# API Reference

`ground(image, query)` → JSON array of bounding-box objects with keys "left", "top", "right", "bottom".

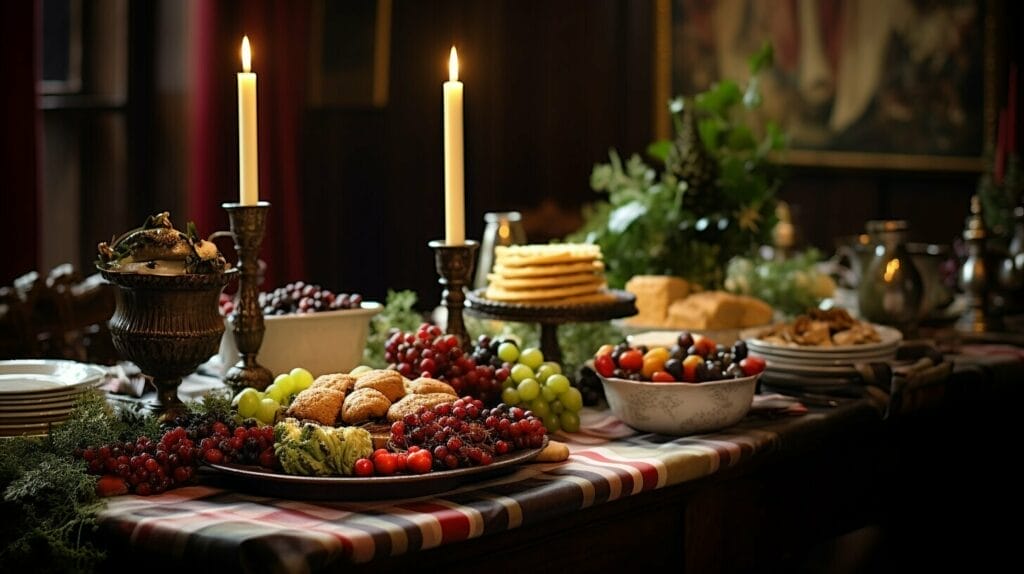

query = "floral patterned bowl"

[{"left": 599, "top": 374, "right": 759, "bottom": 435}]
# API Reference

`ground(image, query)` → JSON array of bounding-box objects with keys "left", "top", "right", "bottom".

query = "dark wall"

[
  {"left": 300, "top": 0, "right": 1017, "bottom": 308},
  {"left": 302, "top": 0, "right": 653, "bottom": 306}
]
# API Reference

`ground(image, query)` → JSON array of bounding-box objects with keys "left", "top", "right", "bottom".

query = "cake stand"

[{"left": 465, "top": 289, "right": 637, "bottom": 362}]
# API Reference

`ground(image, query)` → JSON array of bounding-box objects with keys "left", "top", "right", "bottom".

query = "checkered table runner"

[{"left": 98, "top": 398, "right": 838, "bottom": 571}]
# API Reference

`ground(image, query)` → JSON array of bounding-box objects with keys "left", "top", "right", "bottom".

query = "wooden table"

[{"left": 100, "top": 351, "right": 1023, "bottom": 573}]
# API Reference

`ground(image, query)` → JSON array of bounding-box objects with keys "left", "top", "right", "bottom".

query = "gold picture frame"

[{"left": 653, "top": 0, "right": 1005, "bottom": 172}]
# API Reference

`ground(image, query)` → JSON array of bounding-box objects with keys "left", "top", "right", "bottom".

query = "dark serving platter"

[{"left": 205, "top": 439, "right": 546, "bottom": 501}]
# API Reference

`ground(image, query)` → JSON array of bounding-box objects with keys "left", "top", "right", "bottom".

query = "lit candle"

[
  {"left": 444, "top": 46, "right": 465, "bottom": 245},
  {"left": 238, "top": 36, "right": 259, "bottom": 206}
]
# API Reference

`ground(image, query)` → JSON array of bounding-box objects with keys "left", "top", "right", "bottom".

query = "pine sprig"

[{"left": 0, "top": 390, "right": 163, "bottom": 573}]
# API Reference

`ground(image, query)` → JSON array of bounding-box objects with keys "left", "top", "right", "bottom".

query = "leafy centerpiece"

[{"left": 570, "top": 45, "right": 784, "bottom": 290}]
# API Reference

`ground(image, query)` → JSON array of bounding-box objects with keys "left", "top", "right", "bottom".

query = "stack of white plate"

[
  {"left": 0, "top": 360, "right": 107, "bottom": 437},
  {"left": 740, "top": 324, "right": 902, "bottom": 392}
]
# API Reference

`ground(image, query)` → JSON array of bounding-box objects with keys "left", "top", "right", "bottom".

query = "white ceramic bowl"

[
  {"left": 219, "top": 303, "right": 382, "bottom": 378},
  {"left": 599, "top": 373, "right": 759, "bottom": 435}
]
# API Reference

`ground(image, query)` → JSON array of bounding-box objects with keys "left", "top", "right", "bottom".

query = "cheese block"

[{"left": 624, "top": 275, "right": 691, "bottom": 326}]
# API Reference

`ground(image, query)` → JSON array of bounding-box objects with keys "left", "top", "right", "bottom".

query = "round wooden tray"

[{"left": 465, "top": 289, "right": 637, "bottom": 361}]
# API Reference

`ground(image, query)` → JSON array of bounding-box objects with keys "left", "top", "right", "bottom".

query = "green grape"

[
  {"left": 497, "top": 342, "right": 521, "bottom": 363},
  {"left": 517, "top": 378, "right": 540, "bottom": 401},
  {"left": 550, "top": 399, "right": 564, "bottom": 414},
  {"left": 503, "top": 377, "right": 517, "bottom": 389},
  {"left": 535, "top": 364, "right": 558, "bottom": 384},
  {"left": 510, "top": 364, "right": 534, "bottom": 383},
  {"left": 546, "top": 374, "right": 571, "bottom": 395},
  {"left": 529, "top": 398, "right": 550, "bottom": 417},
  {"left": 518, "top": 347, "right": 544, "bottom": 370},
  {"left": 234, "top": 388, "right": 260, "bottom": 418},
  {"left": 561, "top": 387, "right": 584, "bottom": 412},
  {"left": 501, "top": 387, "right": 521, "bottom": 405},
  {"left": 256, "top": 397, "right": 280, "bottom": 424},
  {"left": 559, "top": 410, "right": 581, "bottom": 433},
  {"left": 542, "top": 413, "right": 560, "bottom": 433},
  {"left": 540, "top": 361, "right": 562, "bottom": 375},
  {"left": 290, "top": 367, "right": 314, "bottom": 391},
  {"left": 273, "top": 374, "right": 296, "bottom": 396},
  {"left": 265, "top": 383, "right": 288, "bottom": 404},
  {"left": 540, "top": 385, "right": 557, "bottom": 402},
  {"left": 349, "top": 365, "right": 373, "bottom": 376}
]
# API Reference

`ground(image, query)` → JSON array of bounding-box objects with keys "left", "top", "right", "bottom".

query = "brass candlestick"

[
  {"left": 223, "top": 201, "right": 273, "bottom": 391},
  {"left": 429, "top": 239, "right": 479, "bottom": 350}
]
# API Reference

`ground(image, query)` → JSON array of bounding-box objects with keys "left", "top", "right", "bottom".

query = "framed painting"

[{"left": 654, "top": 0, "right": 1004, "bottom": 171}]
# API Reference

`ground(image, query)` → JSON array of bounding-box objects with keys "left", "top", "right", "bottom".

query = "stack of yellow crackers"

[{"left": 484, "top": 244, "right": 613, "bottom": 305}]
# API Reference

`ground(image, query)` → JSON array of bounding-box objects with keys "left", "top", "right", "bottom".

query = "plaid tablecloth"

[{"left": 97, "top": 394, "right": 878, "bottom": 573}]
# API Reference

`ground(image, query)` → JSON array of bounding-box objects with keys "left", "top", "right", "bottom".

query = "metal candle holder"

[
  {"left": 429, "top": 239, "right": 479, "bottom": 350},
  {"left": 223, "top": 201, "right": 273, "bottom": 391}
]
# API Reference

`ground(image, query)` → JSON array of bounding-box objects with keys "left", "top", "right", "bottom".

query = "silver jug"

[
  {"left": 857, "top": 220, "right": 924, "bottom": 329},
  {"left": 474, "top": 212, "right": 527, "bottom": 290}
]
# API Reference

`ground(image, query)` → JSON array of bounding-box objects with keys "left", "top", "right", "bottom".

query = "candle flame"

[
  {"left": 241, "top": 36, "right": 252, "bottom": 73},
  {"left": 884, "top": 258, "right": 901, "bottom": 282},
  {"left": 449, "top": 46, "right": 459, "bottom": 82}
]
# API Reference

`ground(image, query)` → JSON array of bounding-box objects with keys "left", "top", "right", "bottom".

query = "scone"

[
  {"left": 354, "top": 369, "right": 406, "bottom": 402},
  {"left": 311, "top": 373, "right": 357, "bottom": 395},
  {"left": 387, "top": 393, "right": 457, "bottom": 422},
  {"left": 286, "top": 386, "right": 346, "bottom": 426},
  {"left": 407, "top": 377, "right": 457, "bottom": 396},
  {"left": 341, "top": 388, "right": 391, "bottom": 424}
]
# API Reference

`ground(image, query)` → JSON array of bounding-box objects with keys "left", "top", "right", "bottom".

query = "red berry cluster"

[
  {"left": 197, "top": 421, "right": 277, "bottom": 469},
  {"left": 77, "top": 427, "right": 197, "bottom": 496},
  {"left": 388, "top": 397, "right": 546, "bottom": 472},
  {"left": 385, "top": 323, "right": 507, "bottom": 403},
  {"left": 77, "top": 419, "right": 279, "bottom": 497}
]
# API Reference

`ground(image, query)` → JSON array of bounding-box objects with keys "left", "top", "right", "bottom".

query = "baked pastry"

[
  {"left": 624, "top": 275, "right": 691, "bottom": 326},
  {"left": 407, "top": 377, "right": 457, "bottom": 396},
  {"left": 286, "top": 386, "right": 347, "bottom": 426},
  {"left": 736, "top": 295, "right": 774, "bottom": 327},
  {"left": 354, "top": 369, "right": 406, "bottom": 402},
  {"left": 485, "top": 243, "right": 608, "bottom": 305},
  {"left": 310, "top": 373, "right": 356, "bottom": 395},
  {"left": 666, "top": 291, "right": 774, "bottom": 330},
  {"left": 387, "top": 393, "right": 457, "bottom": 422},
  {"left": 341, "top": 388, "right": 391, "bottom": 424},
  {"left": 667, "top": 292, "right": 745, "bottom": 330}
]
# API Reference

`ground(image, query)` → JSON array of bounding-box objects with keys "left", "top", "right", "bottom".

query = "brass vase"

[{"left": 100, "top": 268, "right": 237, "bottom": 420}]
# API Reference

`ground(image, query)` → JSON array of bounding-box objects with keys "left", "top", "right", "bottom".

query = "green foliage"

[
  {"left": 187, "top": 388, "right": 235, "bottom": 422},
  {"left": 0, "top": 390, "right": 162, "bottom": 573},
  {"left": 570, "top": 45, "right": 785, "bottom": 289},
  {"left": 724, "top": 249, "right": 836, "bottom": 317},
  {"left": 363, "top": 290, "right": 424, "bottom": 367}
]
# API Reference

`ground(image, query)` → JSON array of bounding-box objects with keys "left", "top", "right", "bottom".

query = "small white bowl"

[
  {"left": 220, "top": 303, "right": 382, "bottom": 378},
  {"left": 599, "top": 373, "right": 759, "bottom": 435}
]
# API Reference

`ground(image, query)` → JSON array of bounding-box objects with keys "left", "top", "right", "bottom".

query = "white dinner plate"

[
  {"left": 0, "top": 398, "right": 77, "bottom": 412},
  {"left": 0, "top": 407, "right": 73, "bottom": 421},
  {"left": 750, "top": 349, "right": 897, "bottom": 367},
  {"left": 741, "top": 324, "right": 903, "bottom": 356},
  {"left": 0, "top": 360, "right": 106, "bottom": 396}
]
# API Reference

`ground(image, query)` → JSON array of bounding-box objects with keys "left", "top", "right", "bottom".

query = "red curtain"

[
  {"left": 189, "top": 0, "right": 308, "bottom": 289},
  {"left": 0, "top": 2, "right": 40, "bottom": 283}
]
